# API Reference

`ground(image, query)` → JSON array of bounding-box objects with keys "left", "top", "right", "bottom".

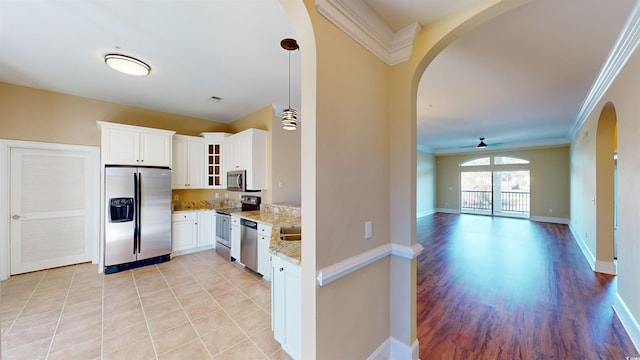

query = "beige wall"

[
  {"left": 0, "top": 82, "right": 232, "bottom": 146},
  {"left": 435, "top": 147, "right": 570, "bottom": 219},
  {"left": 417, "top": 150, "right": 436, "bottom": 217},
  {"left": 0, "top": 82, "right": 301, "bottom": 206},
  {"left": 572, "top": 36, "right": 640, "bottom": 330},
  {"left": 308, "top": 5, "right": 392, "bottom": 358},
  {"left": 271, "top": 108, "right": 301, "bottom": 205}
]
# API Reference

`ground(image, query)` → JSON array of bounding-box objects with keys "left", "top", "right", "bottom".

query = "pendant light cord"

[{"left": 288, "top": 50, "right": 292, "bottom": 109}]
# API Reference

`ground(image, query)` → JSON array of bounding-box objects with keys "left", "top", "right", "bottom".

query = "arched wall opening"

[
  {"left": 386, "top": 0, "right": 534, "bottom": 354},
  {"left": 595, "top": 101, "right": 617, "bottom": 275}
]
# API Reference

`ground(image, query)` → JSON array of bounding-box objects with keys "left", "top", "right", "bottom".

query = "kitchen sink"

[{"left": 279, "top": 226, "right": 301, "bottom": 241}]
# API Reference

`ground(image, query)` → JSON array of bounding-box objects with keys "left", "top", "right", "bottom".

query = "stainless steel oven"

[
  {"left": 214, "top": 195, "right": 261, "bottom": 261},
  {"left": 215, "top": 212, "right": 233, "bottom": 260}
]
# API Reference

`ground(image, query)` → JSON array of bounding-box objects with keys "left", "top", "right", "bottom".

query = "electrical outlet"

[
  {"left": 215, "top": 193, "right": 219, "bottom": 199},
  {"left": 548, "top": 208, "right": 553, "bottom": 213},
  {"left": 225, "top": 193, "right": 229, "bottom": 199},
  {"left": 365, "top": 221, "right": 373, "bottom": 239},
  {"left": 174, "top": 195, "right": 179, "bottom": 201}
]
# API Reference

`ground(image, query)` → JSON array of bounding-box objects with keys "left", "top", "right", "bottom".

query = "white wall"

[{"left": 417, "top": 150, "right": 436, "bottom": 218}]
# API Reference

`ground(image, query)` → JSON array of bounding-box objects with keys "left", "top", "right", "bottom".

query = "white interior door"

[{"left": 10, "top": 147, "right": 97, "bottom": 275}]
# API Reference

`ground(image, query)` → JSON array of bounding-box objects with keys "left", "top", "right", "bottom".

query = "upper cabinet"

[
  {"left": 224, "top": 129, "right": 268, "bottom": 191},
  {"left": 201, "top": 132, "right": 230, "bottom": 189},
  {"left": 97, "top": 121, "right": 174, "bottom": 167},
  {"left": 172, "top": 135, "right": 205, "bottom": 189}
]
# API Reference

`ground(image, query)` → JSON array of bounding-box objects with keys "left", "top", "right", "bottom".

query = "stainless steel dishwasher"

[{"left": 240, "top": 218, "right": 258, "bottom": 272}]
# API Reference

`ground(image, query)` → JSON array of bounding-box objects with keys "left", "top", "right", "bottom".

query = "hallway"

[{"left": 416, "top": 213, "right": 638, "bottom": 359}]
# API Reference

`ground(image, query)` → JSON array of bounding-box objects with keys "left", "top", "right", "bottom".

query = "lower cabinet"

[
  {"left": 271, "top": 254, "right": 301, "bottom": 360},
  {"left": 172, "top": 212, "right": 198, "bottom": 252},
  {"left": 231, "top": 216, "right": 241, "bottom": 263},
  {"left": 257, "top": 224, "right": 272, "bottom": 280},
  {"left": 172, "top": 211, "right": 216, "bottom": 255},
  {"left": 197, "top": 211, "right": 216, "bottom": 248}
]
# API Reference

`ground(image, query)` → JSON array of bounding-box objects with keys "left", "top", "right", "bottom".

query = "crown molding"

[
  {"left": 570, "top": 1, "right": 640, "bottom": 139},
  {"left": 316, "top": 0, "right": 421, "bottom": 66}
]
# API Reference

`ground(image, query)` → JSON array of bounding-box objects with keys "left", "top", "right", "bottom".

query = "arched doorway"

[{"left": 595, "top": 101, "right": 617, "bottom": 274}]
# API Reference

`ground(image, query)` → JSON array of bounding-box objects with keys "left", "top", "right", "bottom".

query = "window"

[
  {"left": 494, "top": 156, "right": 529, "bottom": 165},
  {"left": 460, "top": 157, "right": 490, "bottom": 167}
]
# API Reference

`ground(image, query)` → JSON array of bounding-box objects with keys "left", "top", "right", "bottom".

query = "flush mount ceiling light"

[
  {"left": 104, "top": 53, "right": 151, "bottom": 76},
  {"left": 477, "top": 137, "right": 488, "bottom": 148},
  {"left": 281, "top": 38, "right": 299, "bottom": 131}
]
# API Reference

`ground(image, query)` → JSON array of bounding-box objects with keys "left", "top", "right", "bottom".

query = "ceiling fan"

[{"left": 460, "top": 137, "right": 490, "bottom": 149}]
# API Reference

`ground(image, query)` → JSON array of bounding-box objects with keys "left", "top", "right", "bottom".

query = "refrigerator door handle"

[
  {"left": 133, "top": 172, "right": 139, "bottom": 255},
  {"left": 137, "top": 171, "right": 142, "bottom": 253}
]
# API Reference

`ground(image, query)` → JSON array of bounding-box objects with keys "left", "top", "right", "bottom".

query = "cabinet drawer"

[
  {"left": 258, "top": 224, "right": 272, "bottom": 235},
  {"left": 231, "top": 216, "right": 240, "bottom": 225},
  {"left": 172, "top": 212, "right": 197, "bottom": 221}
]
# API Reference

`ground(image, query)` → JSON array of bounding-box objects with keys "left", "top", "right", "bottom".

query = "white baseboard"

[
  {"left": 530, "top": 216, "right": 570, "bottom": 224},
  {"left": 435, "top": 208, "right": 460, "bottom": 214},
  {"left": 368, "top": 337, "right": 419, "bottom": 360},
  {"left": 569, "top": 225, "right": 617, "bottom": 275},
  {"left": 595, "top": 260, "right": 617, "bottom": 275},
  {"left": 613, "top": 293, "right": 640, "bottom": 354},
  {"left": 171, "top": 245, "right": 214, "bottom": 258},
  {"left": 416, "top": 208, "right": 436, "bottom": 218},
  {"left": 569, "top": 224, "right": 596, "bottom": 272}
]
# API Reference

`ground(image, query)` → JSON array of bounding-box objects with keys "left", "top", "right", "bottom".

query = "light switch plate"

[{"left": 365, "top": 221, "right": 373, "bottom": 239}]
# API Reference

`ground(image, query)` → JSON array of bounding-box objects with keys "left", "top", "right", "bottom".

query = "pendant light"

[
  {"left": 281, "top": 38, "right": 299, "bottom": 130},
  {"left": 477, "top": 137, "right": 487, "bottom": 148}
]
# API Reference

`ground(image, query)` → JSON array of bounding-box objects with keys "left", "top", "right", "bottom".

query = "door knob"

[{"left": 12, "top": 215, "right": 20, "bottom": 220}]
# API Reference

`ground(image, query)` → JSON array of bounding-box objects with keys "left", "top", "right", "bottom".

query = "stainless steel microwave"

[{"left": 227, "top": 170, "right": 246, "bottom": 192}]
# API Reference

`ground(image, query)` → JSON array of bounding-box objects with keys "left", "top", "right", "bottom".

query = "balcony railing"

[
  {"left": 461, "top": 190, "right": 530, "bottom": 214},
  {"left": 500, "top": 191, "right": 530, "bottom": 213},
  {"left": 461, "top": 190, "right": 492, "bottom": 211}
]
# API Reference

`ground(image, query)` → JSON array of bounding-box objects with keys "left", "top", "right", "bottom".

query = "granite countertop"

[
  {"left": 230, "top": 210, "right": 301, "bottom": 265},
  {"left": 172, "top": 200, "right": 227, "bottom": 212}
]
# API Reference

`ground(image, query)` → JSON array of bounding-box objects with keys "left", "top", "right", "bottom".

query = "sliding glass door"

[
  {"left": 460, "top": 171, "right": 492, "bottom": 215},
  {"left": 461, "top": 170, "right": 530, "bottom": 217}
]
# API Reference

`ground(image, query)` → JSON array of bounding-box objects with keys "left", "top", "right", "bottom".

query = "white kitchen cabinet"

[
  {"left": 97, "top": 121, "right": 174, "bottom": 167},
  {"left": 172, "top": 211, "right": 215, "bottom": 256},
  {"left": 223, "top": 128, "right": 268, "bottom": 190},
  {"left": 271, "top": 254, "right": 301, "bottom": 360},
  {"left": 257, "top": 224, "right": 272, "bottom": 281},
  {"left": 200, "top": 132, "right": 230, "bottom": 189},
  {"left": 231, "top": 215, "right": 241, "bottom": 263},
  {"left": 172, "top": 135, "right": 205, "bottom": 189},
  {"left": 197, "top": 211, "right": 216, "bottom": 248},
  {"left": 172, "top": 212, "right": 198, "bottom": 252}
]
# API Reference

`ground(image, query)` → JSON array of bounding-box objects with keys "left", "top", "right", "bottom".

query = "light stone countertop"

[
  {"left": 229, "top": 210, "right": 301, "bottom": 265},
  {"left": 172, "top": 200, "right": 228, "bottom": 212}
]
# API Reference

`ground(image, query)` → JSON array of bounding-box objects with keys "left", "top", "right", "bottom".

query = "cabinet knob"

[{"left": 279, "top": 267, "right": 284, "bottom": 272}]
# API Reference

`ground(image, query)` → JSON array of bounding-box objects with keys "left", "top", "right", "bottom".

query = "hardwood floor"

[{"left": 416, "top": 213, "right": 638, "bottom": 359}]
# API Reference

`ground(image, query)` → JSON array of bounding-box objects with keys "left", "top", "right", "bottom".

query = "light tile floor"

[{"left": 0, "top": 250, "right": 293, "bottom": 360}]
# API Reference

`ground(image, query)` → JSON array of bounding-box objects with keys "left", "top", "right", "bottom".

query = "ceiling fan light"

[
  {"left": 477, "top": 137, "right": 487, "bottom": 148},
  {"left": 104, "top": 53, "right": 151, "bottom": 76},
  {"left": 282, "top": 108, "right": 298, "bottom": 130}
]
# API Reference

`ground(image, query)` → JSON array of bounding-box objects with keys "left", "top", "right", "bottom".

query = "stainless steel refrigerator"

[{"left": 104, "top": 166, "right": 172, "bottom": 273}]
